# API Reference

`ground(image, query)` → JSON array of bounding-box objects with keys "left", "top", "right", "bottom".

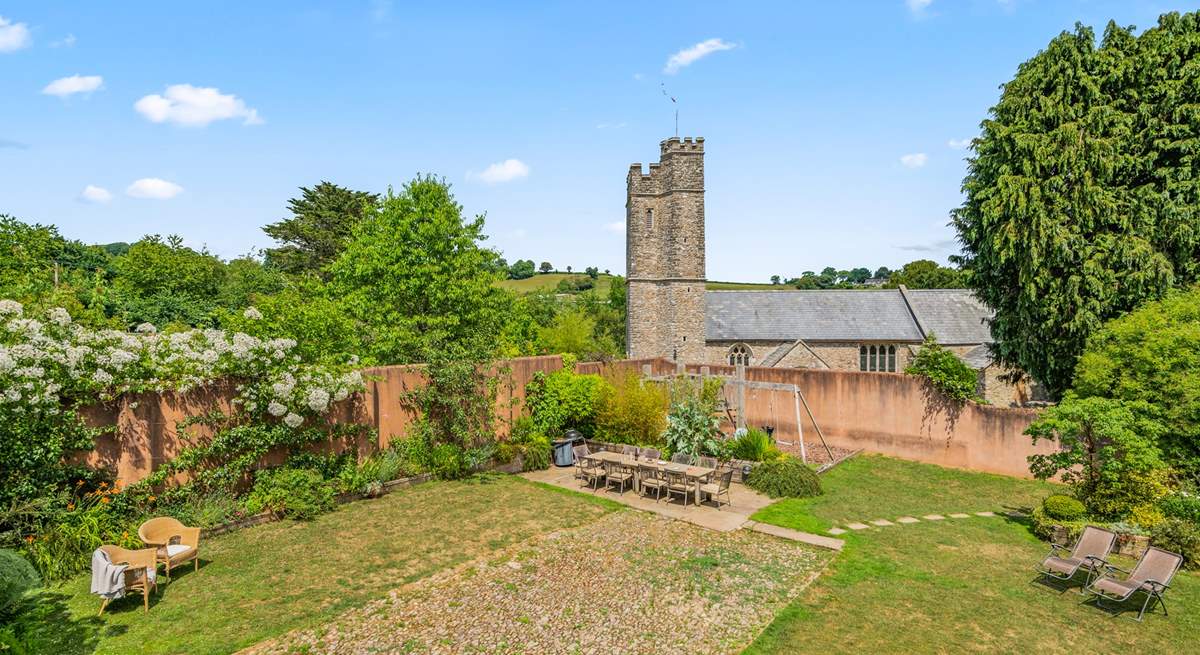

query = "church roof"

[{"left": 705, "top": 288, "right": 993, "bottom": 344}]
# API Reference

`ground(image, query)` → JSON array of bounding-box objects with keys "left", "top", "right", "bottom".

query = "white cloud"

[
  {"left": 663, "top": 38, "right": 736, "bottom": 75},
  {"left": 897, "top": 238, "right": 957, "bottom": 253},
  {"left": 469, "top": 159, "right": 530, "bottom": 184},
  {"left": 0, "top": 16, "right": 32, "bottom": 52},
  {"left": 134, "top": 84, "right": 263, "bottom": 127},
  {"left": 947, "top": 138, "right": 971, "bottom": 149},
  {"left": 906, "top": 0, "right": 933, "bottom": 13},
  {"left": 900, "top": 152, "right": 928, "bottom": 168},
  {"left": 42, "top": 75, "right": 104, "bottom": 98},
  {"left": 50, "top": 34, "right": 76, "bottom": 48},
  {"left": 126, "top": 178, "right": 183, "bottom": 199},
  {"left": 603, "top": 221, "right": 626, "bottom": 235},
  {"left": 79, "top": 185, "right": 112, "bottom": 204}
]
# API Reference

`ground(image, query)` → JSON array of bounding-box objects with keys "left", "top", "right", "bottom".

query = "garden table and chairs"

[{"left": 582, "top": 450, "right": 717, "bottom": 505}]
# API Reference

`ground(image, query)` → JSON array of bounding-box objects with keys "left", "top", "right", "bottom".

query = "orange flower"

[
  {"left": 66, "top": 503, "right": 75, "bottom": 511},
  {"left": 148, "top": 495, "right": 156, "bottom": 502},
  {"left": 24, "top": 535, "right": 33, "bottom": 543},
  {"left": 98, "top": 481, "right": 108, "bottom": 488},
  {"left": 75, "top": 480, "right": 84, "bottom": 487},
  {"left": 100, "top": 497, "right": 110, "bottom": 504},
  {"left": 121, "top": 531, "right": 128, "bottom": 540}
]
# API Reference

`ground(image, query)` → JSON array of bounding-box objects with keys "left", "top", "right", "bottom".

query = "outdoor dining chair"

[
  {"left": 572, "top": 444, "right": 592, "bottom": 480},
  {"left": 698, "top": 456, "right": 718, "bottom": 470},
  {"left": 665, "top": 469, "right": 692, "bottom": 506},
  {"left": 1085, "top": 546, "right": 1183, "bottom": 621},
  {"left": 1035, "top": 525, "right": 1116, "bottom": 589},
  {"left": 138, "top": 517, "right": 201, "bottom": 582},
  {"left": 640, "top": 447, "right": 662, "bottom": 461},
  {"left": 97, "top": 545, "right": 157, "bottom": 615},
  {"left": 575, "top": 446, "right": 605, "bottom": 490},
  {"left": 605, "top": 462, "right": 635, "bottom": 494},
  {"left": 621, "top": 444, "right": 639, "bottom": 458},
  {"left": 638, "top": 463, "right": 667, "bottom": 501},
  {"left": 670, "top": 452, "right": 692, "bottom": 465},
  {"left": 700, "top": 468, "right": 734, "bottom": 510}
]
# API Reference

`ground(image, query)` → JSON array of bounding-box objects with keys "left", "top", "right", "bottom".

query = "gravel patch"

[{"left": 244, "top": 511, "right": 829, "bottom": 655}]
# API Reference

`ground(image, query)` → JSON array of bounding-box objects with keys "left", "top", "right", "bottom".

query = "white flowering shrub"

[{"left": 0, "top": 301, "right": 366, "bottom": 511}]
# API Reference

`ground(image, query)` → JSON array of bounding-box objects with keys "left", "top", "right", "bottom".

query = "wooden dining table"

[{"left": 583, "top": 451, "right": 714, "bottom": 505}]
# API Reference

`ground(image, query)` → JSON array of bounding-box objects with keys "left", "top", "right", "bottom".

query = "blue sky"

[{"left": 2, "top": 1, "right": 1197, "bottom": 281}]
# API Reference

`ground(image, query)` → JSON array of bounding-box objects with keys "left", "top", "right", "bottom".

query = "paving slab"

[
  {"left": 869, "top": 519, "right": 895, "bottom": 527},
  {"left": 948, "top": 513, "right": 971, "bottom": 519},
  {"left": 748, "top": 521, "right": 844, "bottom": 551},
  {"left": 922, "top": 514, "right": 945, "bottom": 521},
  {"left": 975, "top": 511, "right": 997, "bottom": 517},
  {"left": 828, "top": 527, "right": 847, "bottom": 535},
  {"left": 896, "top": 516, "right": 920, "bottom": 524},
  {"left": 846, "top": 522, "right": 871, "bottom": 530}
]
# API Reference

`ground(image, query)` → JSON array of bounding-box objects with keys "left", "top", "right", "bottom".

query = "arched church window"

[
  {"left": 646, "top": 208, "right": 654, "bottom": 229},
  {"left": 728, "top": 343, "right": 752, "bottom": 367}
]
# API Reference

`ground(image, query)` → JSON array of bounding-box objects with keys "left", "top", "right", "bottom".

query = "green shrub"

[
  {"left": 0, "top": 549, "right": 39, "bottom": 617},
  {"left": 427, "top": 443, "right": 467, "bottom": 480},
  {"left": 594, "top": 369, "right": 669, "bottom": 446},
  {"left": 521, "top": 435, "right": 552, "bottom": 471},
  {"left": 1159, "top": 491, "right": 1200, "bottom": 524},
  {"left": 1029, "top": 505, "right": 1086, "bottom": 542},
  {"left": 1042, "top": 494, "right": 1086, "bottom": 521},
  {"left": 525, "top": 361, "right": 606, "bottom": 438},
  {"left": 1150, "top": 519, "right": 1200, "bottom": 570},
  {"left": 663, "top": 397, "right": 723, "bottom": 461},
  {"left": 746, "top": 457, "right": 822, "bottom": 499},
  {"left": 905, "top": 334, "right": 980, "bottom": 402},
  {"left": 23, "top": 487, "right": 140, "bottom": 581},
  {"left": 1027, "top": 395, "right": 1170, "bottom": 519},
  {"left": 156, "top": 489, "right": 245, "bottom": 528},
  {"left": 729, "top": 428, "right": 782, "bottom": 462},
  {"left": 244, "top": 468, "right": 335, "bottom": 520}
]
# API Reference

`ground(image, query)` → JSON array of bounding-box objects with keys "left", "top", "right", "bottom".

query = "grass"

[
  {"left": 744, "top": 455, "right": 1200, "bottom": 654},
  {"left": 496, "top": 273, "right": 615, "bottom": 295},
  {"left": 39, "top": 475, "right": 618, "bottom": 655}
]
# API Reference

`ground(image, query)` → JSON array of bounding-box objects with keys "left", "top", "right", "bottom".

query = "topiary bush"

[
  {"left": 1042, "top": 494, "right": 1086, "bottom": 521},
  {"left": 0, "top": 549, "right": 39, "bottom": 617},
  {"left": 1150, "top": 518, "right": 1200, "bottom": 569},
  {"left": 244, "top": 468, "right": 335, "bottom": 520},
  {"left": 746, "top": 457, "right": 822, "bottom": 499}
]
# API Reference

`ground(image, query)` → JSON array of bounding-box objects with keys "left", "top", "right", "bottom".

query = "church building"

[{"left": 625, "top": 137, "right": 1031, "bottom": 406}]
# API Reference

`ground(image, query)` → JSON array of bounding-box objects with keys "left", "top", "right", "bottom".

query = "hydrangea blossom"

[
  {"left": 0, "top": 300, "right": 22, "bottom": 316},
  {"left": 47, "top": 307, "right": 72, "bottom": 327},
  {"left": 267, "top": 401, "right": 287, "bottom": 417},
  {"left": 283, "top": 413, "right": 304, "bottom": 428},
  {"left": 306, "top": 388, "right": 330, "bottom": 412},
  {"left": 243, "top": 307, "right": 263, "bottom": 320}
]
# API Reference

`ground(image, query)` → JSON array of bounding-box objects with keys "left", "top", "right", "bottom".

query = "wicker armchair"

[
  {"left": 98, "top": 545, "right": 157, "bottom": 614},
  {"left": 138, "top": 517, "right": 201, "bottom": 581}
]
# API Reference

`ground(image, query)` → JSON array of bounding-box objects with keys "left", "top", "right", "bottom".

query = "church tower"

[{"left": 626, "top": 136, "right": 707, "bottom": 363}]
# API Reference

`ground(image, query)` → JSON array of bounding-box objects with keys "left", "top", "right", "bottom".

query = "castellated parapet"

[{"left": 625, "top": 137, "right": 706, "bottom": 363}]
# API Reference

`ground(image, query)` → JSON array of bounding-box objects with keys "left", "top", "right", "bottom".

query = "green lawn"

[
  {"left": 27, "top": 475, "right": 619, "bottom": 655},
  {"left": 744, "top": 455, "right": 1200, "bottom": 654},
  {"left": 496, "top": 273, "right": 616, "bottom": 295}
]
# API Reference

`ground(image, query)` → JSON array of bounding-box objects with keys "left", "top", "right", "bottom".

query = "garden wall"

[
  {"left": 79, "top": 355, "right": 565, "bottom": 485},
  {"left": 578, "top": 358, "right": 1053, "bottom": 478}
]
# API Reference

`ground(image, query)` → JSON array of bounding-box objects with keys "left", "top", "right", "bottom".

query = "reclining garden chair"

[
  {"left": 1085, "top": 546, "right": 1183, "bottom": 621},
  {"left": 138, "top": 517, "right": 201, "bottom": 582},
  {"left": 1036, "top": 525, "right": 1116, "bottom": 589}
]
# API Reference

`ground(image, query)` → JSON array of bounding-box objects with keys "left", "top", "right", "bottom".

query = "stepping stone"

[
  {"left": 948, "top": 513, "right": 971, "bottom": 519},
  {"left": 923, "top": 514, "right": 945, "bottom": 521},
  {"left": 975, "top": 511, "right": 997, "bottom": 517},
  {"left": 870, "top": 519, "right": 895, "bottom": 527},
  {"left": 828, "top": 527, "right": 847, "bottom": 535},
  {"left": 896, "top": 516, "right": 920, "bottom": 524},
  {"left": 846, "top": 522, "right": 871, "bottom": 530}
]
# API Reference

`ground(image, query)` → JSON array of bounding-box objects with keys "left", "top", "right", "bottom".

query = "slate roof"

[
  {"left": 960, "top": 344, "right": 995, "bottom": 369},
  {"left": 706, "top": 290, "right": 924, "bottom": 342},
  {"left": 705, "top": 288, "right": 994, "bottom": 344},
  {"left": 904, "top": 289, "right": 994, "bottom": 345}
]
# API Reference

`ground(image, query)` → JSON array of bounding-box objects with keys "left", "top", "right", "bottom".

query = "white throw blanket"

[{"left": 90, "top": 549, "right": 127, "bottom": 600}]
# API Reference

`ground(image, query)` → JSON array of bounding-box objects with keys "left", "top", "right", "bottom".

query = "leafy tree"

[
  {"left": 537, "top": 307, "right": 602, "bottom": 359},
  {"left": 584, "top": 266, "right": 599, "bottom": 280},
  {"left": 0, "top": 216, "right": 114, "bottom": 318},
  {"left": 845, "top": 267, "right": 872, "bottom": 284},
  {"left": 114, "top": 235, "right": 226, "bottom": 327},
  {"left": 1027, "top": 395, "right": 1170, "bottom": 519},
  {"left": 507, "top": 259, "right": 535, "bottom": 280},
  {"left": 329, "top": 176, "right": 506, "bottom": 363},
  {"left": 770, "top": 275, "right": 781, "bottom": 285},
  {"left": 216, "top": 281, "right": 361, "bottom": 364},
  {"left": 952, "top": 14, "right": 1200, "bottom": 397},
  {"left": 874, "top": 266, "right": 892, "bottom": 279},
  {"left": 218, "top": 254, "right": 287, "bottom": 310},
  {"left": 883, "top": 259, "right": 967, "bottom": 289},
  {"left": 566, "top": 265, "right": 573, "bottom": 274},
  {"left": 1073, "top": 286, "right": 1200, "bottom": 479},
  {"left": 262, "top": 181, "right": 379, "bottom": 277},
  {"left": 539, "top": 262, "right": 553, "bottom": 274}
]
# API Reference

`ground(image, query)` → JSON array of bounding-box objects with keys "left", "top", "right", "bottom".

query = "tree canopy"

[
  {"left": 262, "top": 181, "right": 379, "bottom": 277},
  {"left": 953, "top": 12, "right": 1200, "bottom": 397}
]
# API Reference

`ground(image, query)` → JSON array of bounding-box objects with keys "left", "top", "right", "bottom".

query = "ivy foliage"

[
  {"left": 953, "top": 12, "right": 1200, "bottom": 397},
  {"left": 1073, "top": 286, "right": 1200, "bottom": 480},
  {"left": 1027, "top": 395, "right": 1170, "bottom": 519},
  {"left": 905, "top": 334, "right": 980, "bottom": 403}
]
